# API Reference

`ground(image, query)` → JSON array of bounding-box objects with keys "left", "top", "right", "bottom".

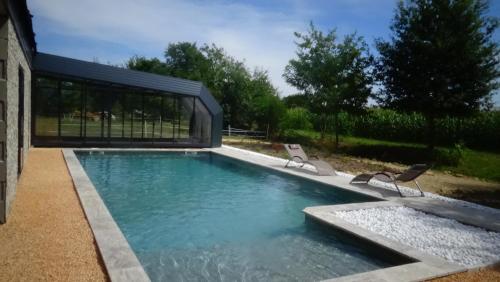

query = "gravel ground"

[
  {"left": 334, "top": 207, "right": 500, "bottom": 267},
  {"left": 430, "top": 263, "right": 500, "bottom": 281},
  {"left": 0, "top": 148, "right": 107, "bottom": 281}
]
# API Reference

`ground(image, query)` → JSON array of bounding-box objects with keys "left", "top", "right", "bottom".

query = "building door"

[{"left": 18, "top": 67, "right": 24, "bottom": 176}]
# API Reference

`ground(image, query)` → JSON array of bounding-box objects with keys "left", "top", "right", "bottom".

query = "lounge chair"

[
  {"left": 350, "top": 164, "right": 430, "bottom": 197},
  {"left": 283, "top": 144, "right": 336, "bottom": 176}
]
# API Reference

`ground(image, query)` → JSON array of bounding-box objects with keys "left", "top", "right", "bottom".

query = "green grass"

[
  {"left": 280, "top": 129, "right": 500, "bottom": 182},
  {"left": 440, "top": 149, "right": 500, "bottom": 182},
  {"left": 35, "top": 116, "right": 191, "bottom": 139}
]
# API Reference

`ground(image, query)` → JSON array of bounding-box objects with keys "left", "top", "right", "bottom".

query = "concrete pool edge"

[
  {"left": 63, "top": 149, "right": 151, "bottom": 282},
  {"left": 210, "top": 147, "right": 391, "bottom": 201},
  {"left": 304, "top": 203, "right": 465, "bottom": 282}
]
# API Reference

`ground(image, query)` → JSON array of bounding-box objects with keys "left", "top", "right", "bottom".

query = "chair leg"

[
  {"left": 285, "top": 160, "right": 291, "bottom": 168},
  {"left": 393, "top": 181, "right": 404, "bottom": 197},
  {"left": 414, "top": 180, "right": 425, "bottom": 197}
]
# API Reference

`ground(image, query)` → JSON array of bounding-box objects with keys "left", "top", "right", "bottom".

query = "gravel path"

[
  {"left": 334, "top": 207, "right": 500, "bottom": 267},
  {"left": 0, "top": 148, "right": 107, "bottom": 281}
]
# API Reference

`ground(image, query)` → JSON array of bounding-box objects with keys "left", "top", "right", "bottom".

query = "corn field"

[{"left": 315, "top": 109, "right": 500, "bottom": 151}]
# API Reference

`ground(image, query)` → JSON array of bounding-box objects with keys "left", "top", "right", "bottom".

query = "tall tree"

[
  {"left": 164, "top": 42, "right": 209, "bottom": 82},
  {"left": 284, "top": 23, "right": 372, "bottom": 147},
  {"left": 126, "top": 56, "right": 169, "bottom": 75},
  {"left": 248, "top": 69, "right": 285, "bottom": 137},
  {"left": 375, "top": 0, "right": 499, "bottom": 149}
]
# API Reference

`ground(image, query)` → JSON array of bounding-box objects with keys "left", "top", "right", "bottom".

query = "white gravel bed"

[
  {"left": 221, "top": 145, "right": 500, "bottom": 217},
  {"left": 334, "top": 206, "right": 500, "bottom": 267}
]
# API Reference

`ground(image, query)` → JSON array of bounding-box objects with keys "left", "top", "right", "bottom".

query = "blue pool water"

[{"left": 77, "top": 151, "right": 405, "bottom": 281}]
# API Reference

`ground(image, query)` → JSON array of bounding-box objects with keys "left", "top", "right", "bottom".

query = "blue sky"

[{"left": 28, "top": 0, "right": 499, "bottom": 103}]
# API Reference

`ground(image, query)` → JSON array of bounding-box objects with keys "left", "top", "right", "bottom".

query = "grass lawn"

[
  {"left": 35, "top": 116, "right": 191, "bottom": 139},
  {"left": 340, "top": 135, "right": 500, "bottom": 182},
  {"left": 439, "top": 149, "right": 500, "bottom": 183}
]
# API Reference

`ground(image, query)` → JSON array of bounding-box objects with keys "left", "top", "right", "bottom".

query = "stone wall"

[{"left": 0, "top": 19, "right": 31, "bottom": 222}]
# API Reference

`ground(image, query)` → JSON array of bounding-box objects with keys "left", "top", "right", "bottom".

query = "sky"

[{"left": 28, "top": 0, "right": 500, "bottom": 104}]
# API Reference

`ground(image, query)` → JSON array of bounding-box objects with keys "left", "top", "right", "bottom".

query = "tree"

[
  {"left": 164, "top": 42, "right": 209, "bottom": 82},
  {"left": 280, "top": 107, "right": 313, "bottom": 131},
  {"left": 249, "top": 69, "right": 285, "bottom": 137},
  {"left": 282, "top": 94, "right": 310, "bottom": 109},
  {"left": 375, "top": 0, "right": 499, "bottom": 150},
  {"left": 126, "top": 56, "right": 169, "bottom": 75},
  {"left": 284, "top": 23, "right": 372, "bottom": 147}
]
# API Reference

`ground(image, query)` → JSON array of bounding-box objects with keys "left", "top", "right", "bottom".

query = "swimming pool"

[{"left": 76, "top": 151, "right": 409, "bottom": 281}]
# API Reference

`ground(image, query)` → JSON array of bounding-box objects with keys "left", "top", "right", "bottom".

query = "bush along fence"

[{"left": 311, "top": 109, "right": 500, "bottom": 151}]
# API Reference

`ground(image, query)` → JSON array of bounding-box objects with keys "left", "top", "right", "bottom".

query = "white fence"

[{"left": 222, "top": 126, "right": 267, "bottom": 139}]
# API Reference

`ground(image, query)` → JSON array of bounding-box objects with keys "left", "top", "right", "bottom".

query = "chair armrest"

[{"left": 292, "top": 156, "right": 304, "bottom": 162}]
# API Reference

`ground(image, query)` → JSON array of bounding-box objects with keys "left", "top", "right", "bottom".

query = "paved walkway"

[{"left": 0, "top": 148, "right": 107, "bottom": 281}]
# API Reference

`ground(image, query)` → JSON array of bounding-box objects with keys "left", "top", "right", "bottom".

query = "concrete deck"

[{"left": 63, "top": 149, "right": 150, "bottom": 282}]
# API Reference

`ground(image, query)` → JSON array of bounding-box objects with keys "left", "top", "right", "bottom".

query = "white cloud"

[{"left": 28, "top": 0, "right": 315, "bottom": 96}]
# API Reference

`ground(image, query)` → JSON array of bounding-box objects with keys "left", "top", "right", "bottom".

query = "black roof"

[
  {"left": 34, "top": 53, "right": 204, "bottom": 95},
  {"left": 33, "top": 52, "right": 222, "bottom": 116}
]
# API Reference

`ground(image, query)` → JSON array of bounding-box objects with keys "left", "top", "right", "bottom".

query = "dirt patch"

[
  {"left": 224, "top": 138, "right": 500, "bottom": 208},
  {"left": 430, "top": 264, "right": 500, "bottom": 281},
  {"left": 0, "top": 148, "right": 108, "bottom": 281}
]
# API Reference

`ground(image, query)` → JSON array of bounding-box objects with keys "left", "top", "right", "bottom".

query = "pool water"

[{"left": 77, "top": 151, "right": 405, "bottom": 281}]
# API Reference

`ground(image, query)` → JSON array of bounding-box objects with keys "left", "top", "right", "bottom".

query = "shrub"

[
  {"left": 280, "top": 107, "right": 313, "bottom": 131},
  {"left": 434, "top": 143, "right": 465, "bottom": 166}
]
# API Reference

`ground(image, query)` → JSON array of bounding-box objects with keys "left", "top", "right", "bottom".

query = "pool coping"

[
  {"left": 63, "top": 149, "right": 151, "bottom": 282},
  {"left": 62, "top": 147, "right": 496, "bottom": 282},
  {"left": 304, "top": 202, "right": 465, "bottom": 281}
]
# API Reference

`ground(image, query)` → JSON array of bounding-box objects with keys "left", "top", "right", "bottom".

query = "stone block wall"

[{"left": 0, "top": 18, "right": 31, "bottom": 223}]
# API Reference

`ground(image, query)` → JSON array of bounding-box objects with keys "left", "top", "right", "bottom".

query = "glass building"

[{"left": 32, "top": 53, "right": 222, "bottom": 147}]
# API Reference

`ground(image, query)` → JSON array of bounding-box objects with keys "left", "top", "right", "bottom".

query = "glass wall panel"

[
  {"left": 161, "top": 96, "right": 175, "bottom": 139},
  {"left": 122, "top": 92, "right": 133, "bottom": 139},
  {"left": 178, "top": 97, "right": 194, "bottom": 140},
  {"left": 60, "top": 81, "right": 82, "bottom": 137},
  {"left": 85, "top": 87, "right": 105, "bottom": 138},
  {"left": 193, "top": 99, "right": 212, "bottom": 144},
  {"left": 125, "top": 92, "right": 143, "bottom": 138},
  {"left": 33, "top": 74, "right": 215, "bottom": 147},
  {"left": 36, "top": 76, "right": 58, "bottom": 88},
  {"left": 143, "top": 94, "right": 162, "bottom": 139},
  {"left": 110, "top": 91, "right": 125, "bottom": 138},
  {"left": 35, "top": 80, "right": 59, "bottom": 136}
]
